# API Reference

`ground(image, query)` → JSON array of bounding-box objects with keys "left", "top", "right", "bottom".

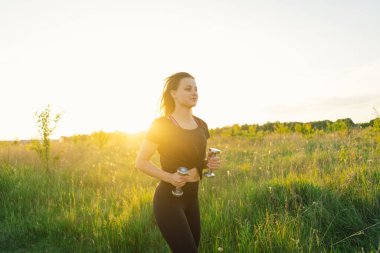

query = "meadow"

[{"left": 0, "top": 127, "right": 379, "bottom": 252}]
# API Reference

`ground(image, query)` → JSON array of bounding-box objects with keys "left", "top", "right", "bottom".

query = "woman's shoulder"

[
  {"left": 145, "top": 116, "right": 171, "bottom": 143},
  {"left": 194, "top": 115, "right": 210, "bottom": 139},
  {"left": 150, "top": 116, "right": 172, "bottom": 128},
  {"left": 152, "top": 116, "right": 170, "bottom": 123},
  {"left": 193, "top": 115, "right": 208, "bottom": 128}
]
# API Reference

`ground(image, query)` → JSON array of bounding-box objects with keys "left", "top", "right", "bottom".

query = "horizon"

[
  {"left": 1, "top": 0, "right": 379, "bottom": 141},
  {"left": 1, "top": 114, "right": 377, "bottom": 142}
]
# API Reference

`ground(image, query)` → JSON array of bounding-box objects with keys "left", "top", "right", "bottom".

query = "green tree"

[
  {"left": 303, "top": 123, "right": 314, "bottom": 136},
  {"left": 274, "top": 122, "right": 290, "bottom": 134},
  {"left": 231, "top": 124, "right": 241, "bottom": 136},
  {"left": 248, "top": 125, "right": 257, "bottom": 137},
  {"left": 32, "top": 104, "right": 61, "bottom": 172},
  {"left": 327, "top": 120, "right": 347, "bottom": 132},
  {"left": 374, "top": 118, "right": 380, "bottom": 130}
]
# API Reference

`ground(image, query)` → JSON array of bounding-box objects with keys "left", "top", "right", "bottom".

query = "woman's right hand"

[{"left": 167, "top": 172, "right": 188, "bottom": 188}]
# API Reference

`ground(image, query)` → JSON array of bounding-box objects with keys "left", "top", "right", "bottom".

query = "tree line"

[{"left": 209, "top": 117, "right": 380, "bottom": 138}]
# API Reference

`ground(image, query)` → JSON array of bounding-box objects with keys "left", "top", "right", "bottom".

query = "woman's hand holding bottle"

[
  {"left": 167, "top": 172, "right": 188, "bottom": 188},
  {"left": 206, "top": 149, "right": 221, "bottom": 170},
  {"left": 206, "top": 156, "right": 221, "bottom": 170}
]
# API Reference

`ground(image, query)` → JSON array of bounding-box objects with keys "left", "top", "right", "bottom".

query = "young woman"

[{"left": 135, "top": 72, "right": 221, "bottom": 253}]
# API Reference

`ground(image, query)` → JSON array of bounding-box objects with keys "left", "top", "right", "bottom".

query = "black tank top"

[{"left": 145, "top": 115, "right": 210, "bottom": 180}]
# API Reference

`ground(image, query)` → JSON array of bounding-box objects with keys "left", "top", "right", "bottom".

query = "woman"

[{"left": 135, "top": 72, "right": 221, "bottom": 253}]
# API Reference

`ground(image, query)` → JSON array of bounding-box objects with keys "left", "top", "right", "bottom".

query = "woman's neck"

[{"left": 170, "top": 107, "right": 194, "bottom": 122}]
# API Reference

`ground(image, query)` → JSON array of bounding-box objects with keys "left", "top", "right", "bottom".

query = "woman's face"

[{"left": 171, "top": 77, "right": 198, "bottom": 108}]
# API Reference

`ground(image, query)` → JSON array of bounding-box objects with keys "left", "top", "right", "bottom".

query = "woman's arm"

[{"left": 135, "top": 139, "right": 171, "bottom": 182}]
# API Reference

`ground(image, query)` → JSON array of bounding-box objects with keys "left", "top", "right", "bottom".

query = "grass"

[{"left": 0, "top": 128, "right": 379, "bottom": 252}]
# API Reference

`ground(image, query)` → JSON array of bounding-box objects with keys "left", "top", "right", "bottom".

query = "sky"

[{"left": 1, "top": 0, "right": 380, "bottom": 140}]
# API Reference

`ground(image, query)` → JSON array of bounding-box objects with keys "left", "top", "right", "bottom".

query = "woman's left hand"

[{"left": 207, "top": 156, "right": 221, "bottom": 170}]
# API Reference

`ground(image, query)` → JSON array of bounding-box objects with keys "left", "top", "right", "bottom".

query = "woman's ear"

[{"left": 170, "top": 90, "right": 177, "bottom": 99}]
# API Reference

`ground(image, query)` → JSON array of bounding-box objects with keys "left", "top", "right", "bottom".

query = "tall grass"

[{"left": 0, "top": 128, "right": 379, "bottom": 252}]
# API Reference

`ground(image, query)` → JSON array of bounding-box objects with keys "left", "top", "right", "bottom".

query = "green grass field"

[{"left": 0, "top": 128, "right": 379, "bottom": 252}]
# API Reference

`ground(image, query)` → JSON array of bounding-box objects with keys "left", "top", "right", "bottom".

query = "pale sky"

[{"left": 1, "top": 0, "right": 380, "bottom": 140}]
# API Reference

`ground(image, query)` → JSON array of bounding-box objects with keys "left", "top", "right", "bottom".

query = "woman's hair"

[{"left": 160, "top": 72, "right": 194, "bottom": 116}]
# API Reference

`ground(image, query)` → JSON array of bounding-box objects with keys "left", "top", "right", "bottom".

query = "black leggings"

[{"left": 153, "top": 180, "right": 200, "bottom": 253}]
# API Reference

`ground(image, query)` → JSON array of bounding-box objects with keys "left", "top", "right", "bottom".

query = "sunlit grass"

[{"left": 0, "top": 128, "right": 379, "bottom": 252}]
